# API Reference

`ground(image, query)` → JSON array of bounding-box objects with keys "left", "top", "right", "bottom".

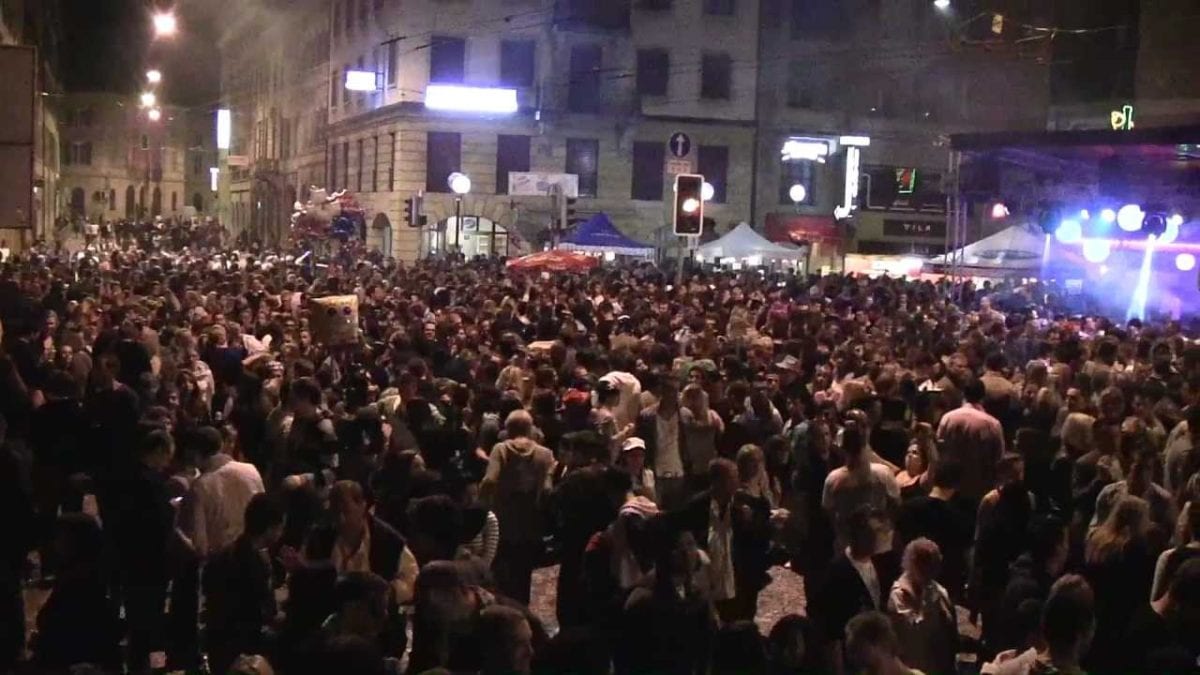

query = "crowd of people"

[{"left": 0, "top": 227, "right": 1198, "bottom": 675}]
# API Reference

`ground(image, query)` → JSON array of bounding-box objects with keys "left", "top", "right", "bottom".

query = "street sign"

[
  {"left": 665, "top": 158, "right": 693, "bottom": 175},
  {"left": 668, "top": 132, "right": 691, "bottom": 159}
]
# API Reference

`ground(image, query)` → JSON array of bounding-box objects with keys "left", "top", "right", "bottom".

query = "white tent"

[
  {"left": 697, "top": 222, "right": 805, "bottom": 261},
  {"left": 928, "top": 224, "right": 1046, "bottom": 272}
]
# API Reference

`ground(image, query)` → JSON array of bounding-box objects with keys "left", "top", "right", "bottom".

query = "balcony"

[{"left": 554, "top": 0, "right": 630, "bottom": 32}]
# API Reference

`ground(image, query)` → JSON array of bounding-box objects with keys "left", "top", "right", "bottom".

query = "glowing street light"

[
  {"left": 140, "top": 91, "right": 157, "bottom": 108},
  {"left": 933, "top": 0, "right": 951, "bottom": 9},
  {"left": 701, "top": 182, "right": 715, "bottom": 202},
  {"left": 448, "top": 172, "right": 471, "bottom": 195},
  {"left": 153, "top": 12, "right": 178, "bottom": 37},
  {"left": 146, "top": 69, "right": 162, "bottom": 84},
  {"left": 147, "top": 107, "right": 162, "bottom": 122}
]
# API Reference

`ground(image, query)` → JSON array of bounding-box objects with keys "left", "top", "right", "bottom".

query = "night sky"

[{"left": 59, "top": 0, "right": 220, "bottom": 106}]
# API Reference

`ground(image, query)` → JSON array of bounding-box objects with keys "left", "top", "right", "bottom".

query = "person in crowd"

[
  {"left": 843, "top": 611, "right": 923, "bottom": 675},
  {"left": 680, "top": 382, "right": 724, "bottom": 495},
  {"left": 204, "top": 493, "right": 285, "bottom": 674},
  {"left": 1124, "top": 558, "right": 1200, "bottom": 671},
  {"left": 477, "top": 605, "right": 535, "bottom": 675},
  {"left": 766, "top": 614, "right": 821, "bottom": 674},
  {"left": 1082, "top": 494, "right": 1160, "bottom": 668},
  {"left": 815, "top": 507, "right": 900, "bottom": 675},
  {"left": 937, "top": 377, "right": 1006, "bottom": 504},
  {"left": 896, "top": 459, "right": 973, "bottom": 600},
  {"left": 997, "top": 514, "right": 1069, "bottom": 655},
  {"left": 620, "top": 527, "right": 716, "bottom": 675},
  {"left": 31, "top": 513, "right": 122, "bottom": 673},
  {"left": 993, "top": 575, "right": 1096, "bottom": 675},
  {"left": 895, "top": 422, "right": 934, "bottom": 498},
  {"left": 822, "top": 420, "right": 900, "bottom": 551},
  {"left": 636, "top": 375, "right": 690, "bottom": 510},
  {"left": 304, "top": 480, "right": 417, "bottom": 659},
  {"left": 886, "top": 538, "right": 957, "bottom": 675},
  {"left": 616, "top": 436, "right": 657, "bottom": 501},
  {"left": 480, "top": 409, "right": 556, "bottom": 604},
  {"left": 1152, "top": 500, "right": 1200, "bottom": 601},
  {"left": 672, "top": 457, "right": 772, "bottom": 623},
  {"left": 0, "top": 413, "right": 35, "bottom": 673}
]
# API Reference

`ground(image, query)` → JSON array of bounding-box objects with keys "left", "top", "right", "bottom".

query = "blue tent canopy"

[{"left": 560, "top": 213, "right": 655, "bottom": 258}]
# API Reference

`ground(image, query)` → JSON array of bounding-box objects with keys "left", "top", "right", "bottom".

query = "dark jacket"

[
  {"left": 203, "top": 535, "right": 277, "bottom": 642},
  {"left": 635, "top": 406, "right": 690, "bottom": 475},
  {"left": 671, "top": 489, "right": 773, "bottom": 592},
  {"left": 305, "top": 515, "right": 407, "bottom": 584},
  {"left": 33, "top": 575, "right": 122, "bottom": 672},
  {"left": 813, "top": 550, "right": 900, "bottom": 649},
  {"left": 109, "top": 464, "right": 175, "bottom": 581}
]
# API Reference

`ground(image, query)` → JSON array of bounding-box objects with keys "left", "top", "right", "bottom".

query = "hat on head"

[{"left": 621, "top": 437, "right": 647, "bottom": 454}]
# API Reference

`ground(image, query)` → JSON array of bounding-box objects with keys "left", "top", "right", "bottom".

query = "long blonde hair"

[{"left": 1085, "top": 495, "right": 1150, "bottom": 565}]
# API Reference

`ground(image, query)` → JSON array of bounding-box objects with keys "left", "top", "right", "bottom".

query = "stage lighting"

[
  {"left": 1082, "top": 239, "right": 1111, "bottom": 263},
  {"left": 1161, "top": 219, "right": 1180, "bottom": 245},
  {"left": 1142, "top": 212, "right": 1167, "bottom": 238},
  {"left": 1117, "top": 204, "right": 1144, "bottom": 232},
  {"left": 1176, "top": 253, "right": 1196, "bottom": 272},
  {"left": 990, "top": 202, "right": 1009, "bottom": 219},
  {"left": 1168, "top": 213, "right": 1184, "bottom": 228},
  {"left": 1080, "top": 209, "right": 1090, "bottom": 220},
  {"left": 1055, "top": 220, "right": 1082, "bottom": 244},
  {"left": 1100, "top": 208, "right": 1117, "bottom": 223}
]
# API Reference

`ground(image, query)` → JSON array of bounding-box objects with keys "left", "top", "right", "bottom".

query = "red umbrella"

[{"left": 506, "top": 249, "right": 600, "bottom": 273}]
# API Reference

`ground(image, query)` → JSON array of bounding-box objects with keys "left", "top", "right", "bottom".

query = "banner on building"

[
  {"left": 508, "top": 172, "right": 578, "bottom": 198},
  {"left": 881, "top": 218, "right": 946, "bottom": 239}
]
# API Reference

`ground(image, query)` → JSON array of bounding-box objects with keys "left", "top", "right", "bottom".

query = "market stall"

[{"left": 559, "top": 213, "right": 655, "bottom": 259}]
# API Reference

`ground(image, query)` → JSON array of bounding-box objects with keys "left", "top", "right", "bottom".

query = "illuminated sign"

[
  {"left": 424, "top": 84, "right": 518, "bottom": 114},
  {"left": 216, "top": 109, "right": 231, "bottom": 150},
  {"left": 345, "top": 70, "right": 380, "bottom": 92},
  {"left": 1110, "top": 104, "right": 1134, "bottom": 131},
  {"left": 781, "top": 138, "right": 829, "bottom": 163},
  {"left": 842, "top": 146, "right": 861, "bottom": 212},
  {"left": 896, "top": 168, "right": 918, "bottom": 195},
  {"left": 209, "top": 167, "right": 219, "bottom": 191}
]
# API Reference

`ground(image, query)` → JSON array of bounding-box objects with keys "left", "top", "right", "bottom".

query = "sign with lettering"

[
  {"left": 665, "top": 158, "right": 694, "bottom": 175},
  {"left": 1110, "top": 104, "right": 1134, "bottom": 131},
  {"left": 882, "top": 219, "right": 946, "bottom": 239}
]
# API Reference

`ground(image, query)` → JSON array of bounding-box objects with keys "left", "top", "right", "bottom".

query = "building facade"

[
  {"left": 57, "top": 93, "right": 190, "bottom": 223},
  {"left": 1, "top": 0, "right": 65, "bottom": 247},
  {"left": 218, "top": 0, "right": 1061, "bottom": 264}
]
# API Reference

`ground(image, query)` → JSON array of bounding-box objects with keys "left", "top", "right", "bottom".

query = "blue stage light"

[{"left": 1055, "top": 220, "right": 1082, "bottom": 244}]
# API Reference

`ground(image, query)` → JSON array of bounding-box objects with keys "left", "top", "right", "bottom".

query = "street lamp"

[
  {"left": 152, "top": 11, "right": 178, "bottom": 37},
  {"left": 448, "top": 172, "right": 471, "bottom": 254},
  {"left": 701, "top": 181, "right": 715, "bottom": 202},
  {"left": 140, "top": 92, "right": 157, "bottom": 108},
  {"left": 147, "top": 107, "right": 162, "bottom": 122},
  {"left": 788, "top": 183, "right": 807, "bottom": 208},
  {"left": 933, "top": 0, "right": 951, "bottom": 9},
  {"left": 146, "top": 69, "right": 162, "bottom": 84}
]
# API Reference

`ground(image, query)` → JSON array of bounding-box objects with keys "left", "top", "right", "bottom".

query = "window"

[
  {"left": 426, "top": 131, "right": 462, "bottom": 193},
  {"left": 356, "top": 56, "right": 366, "bottom": 106},
  {"left": 342, "top": 142, "right": 350, "bottom": 188},
  {"left": 568, "top": 45, "right": 602, "bottom": 113},
  {"left": 171, "top": 191, "right": 177, "bottom": 212},
  {"left": 125, "top": 186, "right": 136, "bottom": 217},
  {"left": 359, "top": 0, "right": 368, "bottom": 30},
  {"left": 697, "top": 145, "right": 728, "bottom": 203},
  {"left": 356, "top": 138, "right": 364, "bottom": 192},
  {"left": 141, "top": 134, "right": 149, "bottom": 150},
  {"left": 565, "top": 138, "right": 599, "bottom": 198},
  {"left": 332, "top": 1, "right": 341, "bottom": 39},
  {"left": 780, "top": 158, "right": 815, "bottom": 205},
  {"left": 631, "top": 141, "right": 665, "bottom": 200},
  {"left": 388, "top": 132, "right": 396, "bottom": 191},
  {"left": 108, "top": 189, "right": 116, "bottom": 210},
  {"left": 344, "top": 0, "right": 354, "bottom": 33},
  {"left": 193, "top": 193, "right": 204, "bottom": 211},
  {"left": 636, "top": 49, "right": 669, "bottom": 96},
  {"left": 373, "top": 0, "right": 383, "bottom": 12},
  {"left": 496, "top": 134, "right": 531, "bottom": 194},
  {"left": 387, "top": 41, "right": 398, "bottom": 87},
  {"left": 372, "top": 135, "right": 379, "bottom": 192},
  {"left": 331, "top": 69, "right": 340, "bottom": 107},
  {"left": 429, "top": 36, "right": 466, "bottom": 84},
  {"left": 69, "top": 187, "right": 84, "bottom": 214},
  {"left": 152, "top": 187, "right": 162, "bottom": 216},
  {"left": 330, "top": 142, "right": 338, "bottom": 187},
  {"left": 79, "top": 107, "right": 95, "bottom": 126},
  {"left": 791, "top": 0, "right": 845, "bottom": 38},
  {"left": 701, "top": 52, "right": 732, "bottom": 100},
  {"left": 193, "top": 154, "right": 203, "bottom": 176},
  {"left": 704, "top": 0, "right": 735, "bottom": 15},
  {"left": 342, "top": 65, "right": 351, "bottom": 105},
  {"left": 640, "top": 0, "right": 673, "bottom": 10},
  {"left": 499, "top": 40, "right": 536, "bottom": 87}
]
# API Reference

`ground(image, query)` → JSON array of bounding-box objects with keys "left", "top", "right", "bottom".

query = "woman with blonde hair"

[
  {"left": 681, "top": 383, "right": 723, "bottom": 492},
  {"left": 737, "top": 444, "right": 780, "bottom": 508},
  {"left": 1082, "top": 495, "right": 1159, "bottom": 668}
]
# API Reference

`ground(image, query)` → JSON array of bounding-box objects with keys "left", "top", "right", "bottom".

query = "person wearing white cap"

[{"left": 618, "top": 437, "right": 656, "bottom": 503}]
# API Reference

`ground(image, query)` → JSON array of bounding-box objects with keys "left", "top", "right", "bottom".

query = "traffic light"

[
  {"left": 673, "top": 173, "right": 704, "bottom": 236},
  {"left": 564, "top": 196, "right": 578, "bottom": 228},
  {"left": 404, "top": 193, "right": 427, "bottom": 228}
]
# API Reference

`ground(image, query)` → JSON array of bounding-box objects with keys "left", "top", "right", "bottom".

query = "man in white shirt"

[
  {"left": 599, "top": 352, "right": 643, "bottom": 432},
  {"left": 636, "top": 377, "right": 688, "bottom": 509},
  {"left": 179, "top": 426, "right": 265, "bottom": 557}
]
